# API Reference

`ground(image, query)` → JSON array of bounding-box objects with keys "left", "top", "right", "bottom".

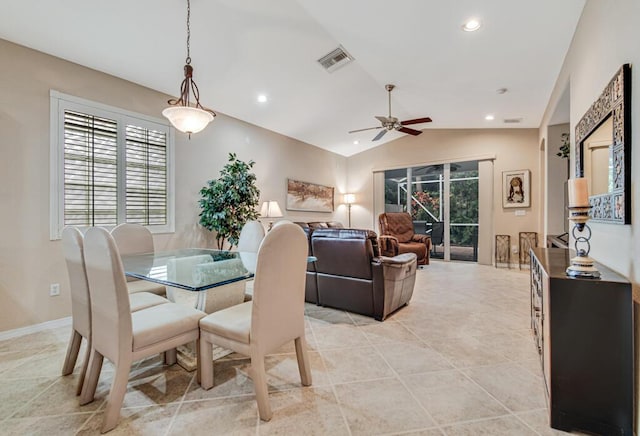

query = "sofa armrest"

[
  {"left": 375, "top": 253, "right": 418, "bottom": 265},
  {"left": 412, "top": 233, "right": 431, "bottom": 246},
  {"left": 378, "top": 235, "right": 399, "bottom": 257},
  {"left": 371, "top": 253, "right": 417, "bottom": 320}
]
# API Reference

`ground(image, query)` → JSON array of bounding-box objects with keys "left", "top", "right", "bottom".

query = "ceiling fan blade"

[
  {"left": 375, "top": 116, "right": 392, "bottom": 124},
  {"left": 372, "top": 129, "right": 388, "bottom": 141},
  {"left": 401, "top": 117, "right": 432, "bottom": 126},
  {"left": 348, "top": 126, "right": 383, "bottom": 134},
  {"left": 397, "top": 127, "right": 422, "bottom": 136}
]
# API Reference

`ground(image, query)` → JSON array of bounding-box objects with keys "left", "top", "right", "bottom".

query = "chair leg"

[
  {"left": 250, "top": 354, "right": 272, "bottom": 421},
  {"left": 62, "top": 329, "right": 82, "bottom": 376},
  {"left": 79, "top": 347, "right": 104, "bottom": 406},
  {"left": 195, "top": 339, "right": 201, "bottom": 385},
  {"left": 294, "top": 336, "right": 312, "bottom": 387},
  {"left": 76, "top": 338, "right": 92, "bottom": 396},
  {"left": 199, "top": 338, "right": 214, "bottom": 389},
  {"left": 101, "top": 357, "right": 133, "bottom": 433},
  {"left": 164, "top": 348, "right": 177, "bottom": 366}
]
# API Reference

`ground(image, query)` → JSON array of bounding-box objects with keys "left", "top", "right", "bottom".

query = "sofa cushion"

[
  {"left": 397, "top": 241, "right": 427, "bottom": 261},
  {"left": 308, "top": 222, "right": 329, "bottom": 230}
]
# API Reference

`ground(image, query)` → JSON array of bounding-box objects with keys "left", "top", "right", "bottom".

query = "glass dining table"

[
  {"left": 121, "top": 248, "right": 258, "bottom": 370},
  {"left": 121, "top": 248, "right": 257, "bottom": 312}
]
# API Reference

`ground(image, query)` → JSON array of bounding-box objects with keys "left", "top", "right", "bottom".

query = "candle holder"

[{"left": 565, "top": 205, "right": 600, "bottom": 279}]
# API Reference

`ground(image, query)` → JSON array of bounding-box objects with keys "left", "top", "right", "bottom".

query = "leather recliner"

[
  {"left": 378, "top": 212, "right": 432, "bottom": 265},
  {"left": 311, "top": 228, "right": 417, "bottom": 321}
]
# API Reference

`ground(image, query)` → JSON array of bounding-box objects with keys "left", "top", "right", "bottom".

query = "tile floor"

[{"left": 0, "top": 261, "right": 571, "bottom": 435}]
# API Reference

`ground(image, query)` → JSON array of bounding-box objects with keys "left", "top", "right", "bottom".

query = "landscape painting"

[{"left": 287, "top": 179, "right": 334, "bottom": 212}]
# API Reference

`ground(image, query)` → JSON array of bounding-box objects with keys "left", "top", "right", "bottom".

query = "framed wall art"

[
  {"left": 503, "top": 169, "right": 531, "bottom": 208},
  {"left": 286, "top": 179, "right": 334, "bottom": 212}
]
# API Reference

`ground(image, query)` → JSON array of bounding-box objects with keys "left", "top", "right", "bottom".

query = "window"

[{"left": 50, "top": 91, "right": 174, "bottom": 239}]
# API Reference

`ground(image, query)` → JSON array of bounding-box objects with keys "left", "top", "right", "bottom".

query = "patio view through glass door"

[{"left": 384, "top": 161, "right": 479, "bottom": 262}]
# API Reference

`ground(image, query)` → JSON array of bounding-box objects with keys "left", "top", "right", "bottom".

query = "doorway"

[{"left": 383, "top": 160, "right": 479, "bottom": 262}]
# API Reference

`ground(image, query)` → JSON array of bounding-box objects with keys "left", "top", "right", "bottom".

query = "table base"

[{"left": 176, "top": 341, "right": 234, "bottom": 372}]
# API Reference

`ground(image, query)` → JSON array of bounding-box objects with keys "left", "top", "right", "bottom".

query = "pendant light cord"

[{"left": 185, "top": 0, "right": 191, "bottom": 65}]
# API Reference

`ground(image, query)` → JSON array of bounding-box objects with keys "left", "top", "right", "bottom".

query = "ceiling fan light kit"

[
  {"left": 348, "top": 84, "right": 432, "bottom": 141},
  {"left": 163, "top": 0, "right": 216, "bottom": 138}
]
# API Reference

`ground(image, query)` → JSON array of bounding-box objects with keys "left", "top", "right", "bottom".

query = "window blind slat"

[
  {"left": 61, "top": 108, "right": 169, "bottom": 231},
  {"left": 125, "top": 125, "right": 167, "bottom": 225}
]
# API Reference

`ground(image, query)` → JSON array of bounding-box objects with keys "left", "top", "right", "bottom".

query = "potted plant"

[
  {"left": 556, "top": 133, "right": 570, "bottom": 159},
  {"left": 198, "top": 153, "right": 260, "bottom": 249}
]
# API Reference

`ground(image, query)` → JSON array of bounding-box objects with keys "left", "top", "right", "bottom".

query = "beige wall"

[
  {"left": 346, "top": 129, "right": 540, "bottom": 264},
  {"left": 0, "top": 39, "right": 345, "bottom": 332},
  {"left": 539, "top": 0, "right": 639, "bottom": 279},
  {"left": 546, "top": 123, "right": 570, "bottom": 237}
]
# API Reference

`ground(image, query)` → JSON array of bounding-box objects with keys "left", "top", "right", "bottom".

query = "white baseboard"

[{"left": 0, "top": 317, "right": 72, "bottom": 341}]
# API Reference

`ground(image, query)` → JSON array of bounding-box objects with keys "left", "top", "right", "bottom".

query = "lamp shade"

[
  {"left": 260, "top": 201, "right": 283, "bottom": 218},
  {"left": 162, "top": 106, "right": 214, "bottom": 134},
  {"left": 343, "top": 193, "right": 355, "bottom": 204}
]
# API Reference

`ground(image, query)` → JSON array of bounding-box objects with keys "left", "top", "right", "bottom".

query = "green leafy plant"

[
  {"left": 411, "top": 190, "right": 440, "bottom": 221},
  {"left": 198, "top": 153, "right": 260, "bottom": 249},
  {"left": 556, "top": 133, "right": 570, "bottom": 159}
]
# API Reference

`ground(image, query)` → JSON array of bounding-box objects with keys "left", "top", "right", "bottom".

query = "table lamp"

[
  {"left": 260, "top": 200, "right": 283, "bottom": 230},
  {"left": 565, "top": 178, "right": 600, "bottom": 278},
  {"left": 343, "top": 193, "right": 355, "bottom": 227}
]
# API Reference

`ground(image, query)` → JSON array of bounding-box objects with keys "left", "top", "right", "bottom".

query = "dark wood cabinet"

[{"left": 530, "top": 248, "right": 633, "bottom": 436}]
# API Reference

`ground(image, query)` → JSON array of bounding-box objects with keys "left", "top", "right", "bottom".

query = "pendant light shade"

[
  {"left": 162, "top": 106, "right": 214, "bottom": 135},
  {"left": 163, "top": 0, "right": 215, "bottom": 137}
]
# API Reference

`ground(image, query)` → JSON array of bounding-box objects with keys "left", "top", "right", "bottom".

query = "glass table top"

[{"left": 121, "top": 248, "right": 256, "bottom": 292}]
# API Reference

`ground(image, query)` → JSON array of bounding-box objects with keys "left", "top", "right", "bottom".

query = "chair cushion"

[
  {"left": 131, "top": 303, "right": 205, "bottom": 351},
  {"left": 129, "top": 292, "right": 169, "bottom": 312},
  {"left": 126, "top": 279, "right": 167, "bottom": 296},
  {"left": 199, "top": 301, "right": 252, "bottom": 344},
  {"left": 397, "top": 241, "right": 427, "bottom": 261}
]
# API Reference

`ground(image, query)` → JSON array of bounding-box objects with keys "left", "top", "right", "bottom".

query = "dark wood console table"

[{"left": 530, "top": 248, "right": 633, "bottom": 435}]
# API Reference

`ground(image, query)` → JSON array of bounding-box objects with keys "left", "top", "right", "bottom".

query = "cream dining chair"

[
  {"left": 198, "top": 221, "right": 311, "bottom": 421},
  {"left": 111, "top": 223, "right": 167, "bottom": 296},
  {"left": 80, "top": 227, "right": 206, "bottom": 433},
  {"left": 61, "top": 227, "right": 169, "bottom": 396},
  {"left": 237, "top": 220, "right": 265, "bottom": 301}
]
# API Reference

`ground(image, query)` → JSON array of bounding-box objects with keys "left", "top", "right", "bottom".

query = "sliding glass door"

[{"left": 383, "top": 160, "right": 479, "bottom": 262}]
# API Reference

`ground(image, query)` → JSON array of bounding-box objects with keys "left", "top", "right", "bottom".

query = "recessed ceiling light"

[
  {"left": 462, "top": 18, "right": 481, "bottom": 32},
  {"left": 257, "top": 94, "right": 268, "bottom": 103},
  {"left": 353, "top": 140, "right": 359, "bottom": 145},
  {"left": 485, "top": 114, "right": 495, "bottom": 121}
]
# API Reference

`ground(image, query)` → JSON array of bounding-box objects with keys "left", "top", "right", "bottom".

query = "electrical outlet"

[
  {"left": 512, "top": 245, "right": 518, "bottom": 254},
  {"left": 50, "top": 283, "right": 60, "bottom": 297}
]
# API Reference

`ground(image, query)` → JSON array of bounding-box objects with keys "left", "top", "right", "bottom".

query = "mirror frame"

[{"left": 575, "top": 64, "right": 631, "bottom": 224}]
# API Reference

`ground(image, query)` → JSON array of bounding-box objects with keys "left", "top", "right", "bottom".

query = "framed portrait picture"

[
  {"left": 503, "top": 169, "right": 531, "bottom": 208},
  {"left": 286, "top": 179, "right": 334, "bottom": 212}
]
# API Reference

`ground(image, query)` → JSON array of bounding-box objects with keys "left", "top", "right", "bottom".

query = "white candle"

[{"left": 568, "top": 178, "right": 589, "bottom": 207}]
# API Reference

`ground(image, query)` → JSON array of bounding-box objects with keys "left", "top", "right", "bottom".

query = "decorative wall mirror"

[{"left": 575, "top": 64, "right": 631, "bottom": 224}]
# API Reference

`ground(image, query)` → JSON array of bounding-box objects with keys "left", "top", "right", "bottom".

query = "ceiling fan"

[{"left": 348, "top": 84, "right": 432, "bottom": 141}]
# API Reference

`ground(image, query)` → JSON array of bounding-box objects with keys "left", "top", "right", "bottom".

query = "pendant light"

[{"left": 162, "top": 0, "right": 215, "bottom": 137}]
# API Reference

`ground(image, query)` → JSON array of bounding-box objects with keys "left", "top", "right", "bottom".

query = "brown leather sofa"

[
  {"left": 378, "top": 212, "right": 432, "bottom": 265},
  {"left": 307, "top": 228, "right": 417, "bottom": 321},
  {"left": 294, "top": 221, "right": 350, "bottom": 303}
]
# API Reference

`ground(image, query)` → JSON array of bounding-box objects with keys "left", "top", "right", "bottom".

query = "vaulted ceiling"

[{"left": 0, "top": 0, "right": 585, "bottom": 156}]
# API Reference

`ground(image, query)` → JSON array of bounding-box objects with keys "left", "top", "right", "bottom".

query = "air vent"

[
  {"left": 317, "top": 45, "right": 354, "bottom": 73},
  {"left": 503, "top": 118, "right": 523, "bottom": 124}
]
